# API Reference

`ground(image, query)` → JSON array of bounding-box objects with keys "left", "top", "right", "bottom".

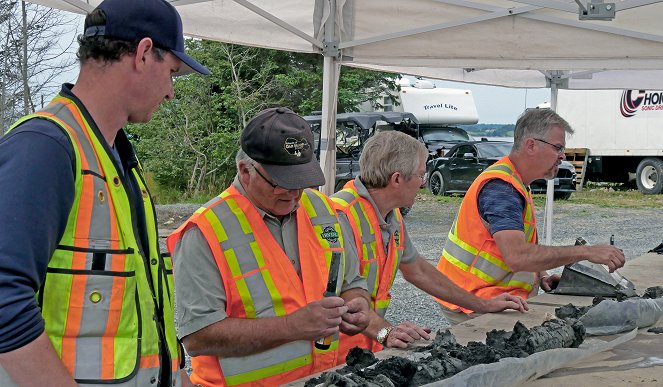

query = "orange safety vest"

[
  {"left": 331, "top": 180, "right": 404, "bottom": 363},
  {"left": 436, "top": 156, "right": 538, "bottom": 314},
  {"left": 7, "top": 94, "right": 181, "bottom": 385},
  {"left": 167, "top": 186, "right": 346, "bottom": 386}
]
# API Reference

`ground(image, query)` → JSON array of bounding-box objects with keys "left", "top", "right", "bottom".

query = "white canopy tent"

[{"left": 31, "top": 0, "right": 663, "bottom": 241}]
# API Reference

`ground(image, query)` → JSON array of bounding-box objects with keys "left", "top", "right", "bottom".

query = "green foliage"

[
  {"left": 460, "top": 123, "right": 515, "bottom": 138},
  {"left": 129, "top": 40, "right": 398, "bottom": 200}
]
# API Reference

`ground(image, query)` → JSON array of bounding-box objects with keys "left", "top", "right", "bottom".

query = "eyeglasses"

[
  {"left": 251, "top": 163, "right": 280, "bottom": 190},
  {"left": 534, "top": 138, "right": 565, "bottom": 154},
  {"left": 411, "top": 172, "right": 427, "bottom": 184}
]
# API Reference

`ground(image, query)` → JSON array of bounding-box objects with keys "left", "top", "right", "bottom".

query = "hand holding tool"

[{"left": 315, "top": 252, "right": 341, "bottom": 350}]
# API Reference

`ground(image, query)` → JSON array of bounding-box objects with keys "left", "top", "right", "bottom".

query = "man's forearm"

[
  {"left": 0, "top": 332, "right": 76, "bottom": 387},
  {"left": 182, "top": 316, "right": 294, "bottom": 358},
  {"left": 401, "top": 256, "right": 487, "bottom": 311}
]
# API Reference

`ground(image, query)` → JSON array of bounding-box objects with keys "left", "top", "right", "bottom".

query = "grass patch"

[{"left": 421, "top": 185, "right": 663, "bottom": 209}]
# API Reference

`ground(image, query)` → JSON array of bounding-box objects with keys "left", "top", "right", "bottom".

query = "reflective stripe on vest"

[
  {"left": 440, "top": 157, "right": 537, "bottom": 298},
  {"left": 168, "top": 187, "right": 344, "bottom": 386},
  {"left": 331, "top": 182, "right": 403, "bottom": 317},
  {"left": 7, "top": 95, "right": 180, "bottom": 385}
]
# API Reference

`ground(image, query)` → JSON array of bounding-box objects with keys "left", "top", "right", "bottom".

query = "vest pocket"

[{"left": 41, "top": 267, "right": 140, "bottom": 382}]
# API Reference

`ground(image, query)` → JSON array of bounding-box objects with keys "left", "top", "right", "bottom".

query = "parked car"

[
  {"left": 396, "top": 124, "right": 473, "bottom": 159},
  {"left": 426, "top": 140, "right": 576, "bottom": 199}
]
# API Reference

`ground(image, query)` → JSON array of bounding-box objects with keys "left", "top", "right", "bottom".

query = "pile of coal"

[{"left": 304, "top": 318, "right": 585, "bottom": 387}]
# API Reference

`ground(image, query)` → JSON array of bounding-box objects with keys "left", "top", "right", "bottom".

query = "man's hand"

[
  {"left": 540, "top": 274, "right": 561, "bottom": 292},
  {"left": 384, "top": 322, "right": 432, "bottom": 349},
  {"left": 585, "top": 245, "right": 626, "bottom": 273},
  {"left": 286, "top": 297, "right": 348, "bottom": 341},
  {"left": 479, "top": 293, "right": 529, "bottom": 313},
  {"left": 339, "top": 296, "right": 370, "bottom": 335}
]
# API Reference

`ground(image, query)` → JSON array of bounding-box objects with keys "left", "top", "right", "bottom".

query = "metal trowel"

[{"left": 550, "top": 237, "right": 638, "bottom": 298}]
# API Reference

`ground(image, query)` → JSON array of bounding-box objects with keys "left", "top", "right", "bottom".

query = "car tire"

[
  {"left": 428, "top": 171, "right": 446, "bottom": 196},
  {"left": 399, "top": 207, "right": 411, "bottom": 217},
  {"left": 636, "top": 158, "right": 663, "bottom": 195}
]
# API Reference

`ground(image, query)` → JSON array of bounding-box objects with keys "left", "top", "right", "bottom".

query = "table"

[{"left": 290, "top": 253, "right": 663, "bottom": 386}]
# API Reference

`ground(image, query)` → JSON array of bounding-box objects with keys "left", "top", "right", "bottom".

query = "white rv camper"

[
  {"left": 364, "top": 79, "right": 480, "bottom": 157},
  {"left": 390, "top": 79, "right": 479, "bottom": 125}
]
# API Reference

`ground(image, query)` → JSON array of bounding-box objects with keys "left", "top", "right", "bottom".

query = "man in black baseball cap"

[
  {"left": 167, "top": 108, "right": 372, "bottom": 385},
  {"left": 0, "top": 0, "right": 208, "bottom": 386},
  {"left": 240, "top": 107, "right": 326, "bottom": 190}
]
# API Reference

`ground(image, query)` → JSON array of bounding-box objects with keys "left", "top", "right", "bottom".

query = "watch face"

[{"left": 377, "top": 327, "right": 389, "bottom": 344}]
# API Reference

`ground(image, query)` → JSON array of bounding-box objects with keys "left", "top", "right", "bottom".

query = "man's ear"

[
  {"left": 525, "top": 137, "right": 538, "bottom": 155},
  {"left": 133, "top": 38, "right": 154, "bottom": 71},
  {"left": 389, "top": 171, "right": 402, "bottom": 187},
  {"left": 237, "top": 160, "right": 252, "bottom": 184}
]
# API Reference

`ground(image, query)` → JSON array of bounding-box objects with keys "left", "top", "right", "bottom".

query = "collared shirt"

[
  {"left": 477, "top": 178, "right": 526, "bottom": 235},
  {"left": 337, "top": 177, "right": 418, "bottom": 264},
  {"left": 172, "top": 177, "right": 366, "bottom": 339}
]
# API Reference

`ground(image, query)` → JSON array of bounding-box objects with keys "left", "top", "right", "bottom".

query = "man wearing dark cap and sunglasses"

[
  {"left": 167, "top": 107, "right": 371, "bottom": 386},
  {"left": 0, "top": 0, "right": 208, "bottom": 385}
]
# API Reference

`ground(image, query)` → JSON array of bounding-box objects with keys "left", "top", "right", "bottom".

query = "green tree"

[
  {"left": 129, "top": 40, "right": 398, "bottom": 201},
  {"left": 1, "top": 1, "right": 77, "bottom": 131}
]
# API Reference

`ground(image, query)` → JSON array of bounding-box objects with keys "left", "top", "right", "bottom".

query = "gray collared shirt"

[
  {"left": 336, "top": 177, "right": 419, "bottom": 264},
  {"left": 172, "top": 176, "right": 366, "bottom": 338}
]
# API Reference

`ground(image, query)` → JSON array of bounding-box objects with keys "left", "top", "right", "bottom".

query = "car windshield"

[
  {"left": 476, "top": 142, "right": 513, "bottom": 158},
  {"left": 421, "top": 128, "right": 471, "bottom": 142}
]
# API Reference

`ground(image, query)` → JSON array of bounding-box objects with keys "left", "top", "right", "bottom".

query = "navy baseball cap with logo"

[
  {"left": 241, "top": 107, "right": 326, "bottom": 190},
  {"left": 84, "top": 0, "right": 209, "bottom": 76}
]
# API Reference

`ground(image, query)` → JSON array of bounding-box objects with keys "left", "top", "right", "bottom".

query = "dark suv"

[{"left": 426, "top": 140, "right": 576, "bottom": 199}]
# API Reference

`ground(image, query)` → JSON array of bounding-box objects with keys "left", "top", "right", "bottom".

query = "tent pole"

[
  {"left": 320, "top": 56, "right": 340, "bottom": 195},
  {"left": 318, "top": 0, "right": 341, "bottom": 195},
  {"left": 543, "top": 78, "right": 560, "bottom": 245}
]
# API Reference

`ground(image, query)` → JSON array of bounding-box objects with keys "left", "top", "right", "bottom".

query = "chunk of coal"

[
  {"left": 304, "top": 319, "right": 585, "bottom": 387},
  {"left": 346, "top": 347, "right": 378, "bottom": 369},
  {"left": 555, "top": 303, "right": 591, "bottom": 319},
  {"left": 643, "top": 286, "right": 663, "bottom": 299}
]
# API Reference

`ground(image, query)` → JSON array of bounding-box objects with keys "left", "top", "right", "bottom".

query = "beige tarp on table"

[{"left": 288, "top": 252, "right": 663, "bottom": 386}]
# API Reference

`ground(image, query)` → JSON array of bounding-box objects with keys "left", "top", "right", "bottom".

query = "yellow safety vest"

[{"left": 8, "top": 94, "right": 181, "bottom": 385}]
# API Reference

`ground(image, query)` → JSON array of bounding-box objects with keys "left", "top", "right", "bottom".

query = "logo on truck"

[{"left": 620, "top": 90, "right": 663, "bottom": 117}]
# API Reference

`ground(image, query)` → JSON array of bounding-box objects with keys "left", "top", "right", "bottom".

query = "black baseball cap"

[
  {"left": 84, "top": 0, "right": 209, "bottom": 76},
  {"left": 241, "top": 107, "right": 325, "bottom": 190}
]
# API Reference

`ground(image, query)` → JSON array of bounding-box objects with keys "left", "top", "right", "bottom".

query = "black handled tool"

[{"left": 315, "top": 251, "right": 341, "bottom": 350}]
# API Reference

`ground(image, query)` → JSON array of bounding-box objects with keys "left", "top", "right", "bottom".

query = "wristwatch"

[{"left": 376, "top": 326, "right": 394, "bottom": 346}]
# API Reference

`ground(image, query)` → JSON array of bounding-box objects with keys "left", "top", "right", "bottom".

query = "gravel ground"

[{"left": 156, "top": 194, "right": 663, "bottom": 333}]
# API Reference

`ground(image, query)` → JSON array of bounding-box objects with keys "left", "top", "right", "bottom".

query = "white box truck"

[{"left": 555, "top": 89, "right": 663, "bottom": 194}]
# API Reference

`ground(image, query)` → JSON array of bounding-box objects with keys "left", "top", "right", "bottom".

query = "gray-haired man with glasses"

[{"left": 435, "top": 108, "right": 625, "bottom": 325}]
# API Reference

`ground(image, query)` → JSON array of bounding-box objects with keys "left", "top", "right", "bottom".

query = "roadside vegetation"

[
  {"left": 134, "top": 40, "right": 399, "bottom": 203},
  {"left": 423, "top": 181, "right": 663, "bottom": 209}
]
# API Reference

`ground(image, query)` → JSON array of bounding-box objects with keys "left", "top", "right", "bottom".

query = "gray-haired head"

[
  {"left": 512, "top": 108, "right": 574, "bottom": 151},
  {"left": 360, "top": 131, "right": 428, "bottom": 189}
]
